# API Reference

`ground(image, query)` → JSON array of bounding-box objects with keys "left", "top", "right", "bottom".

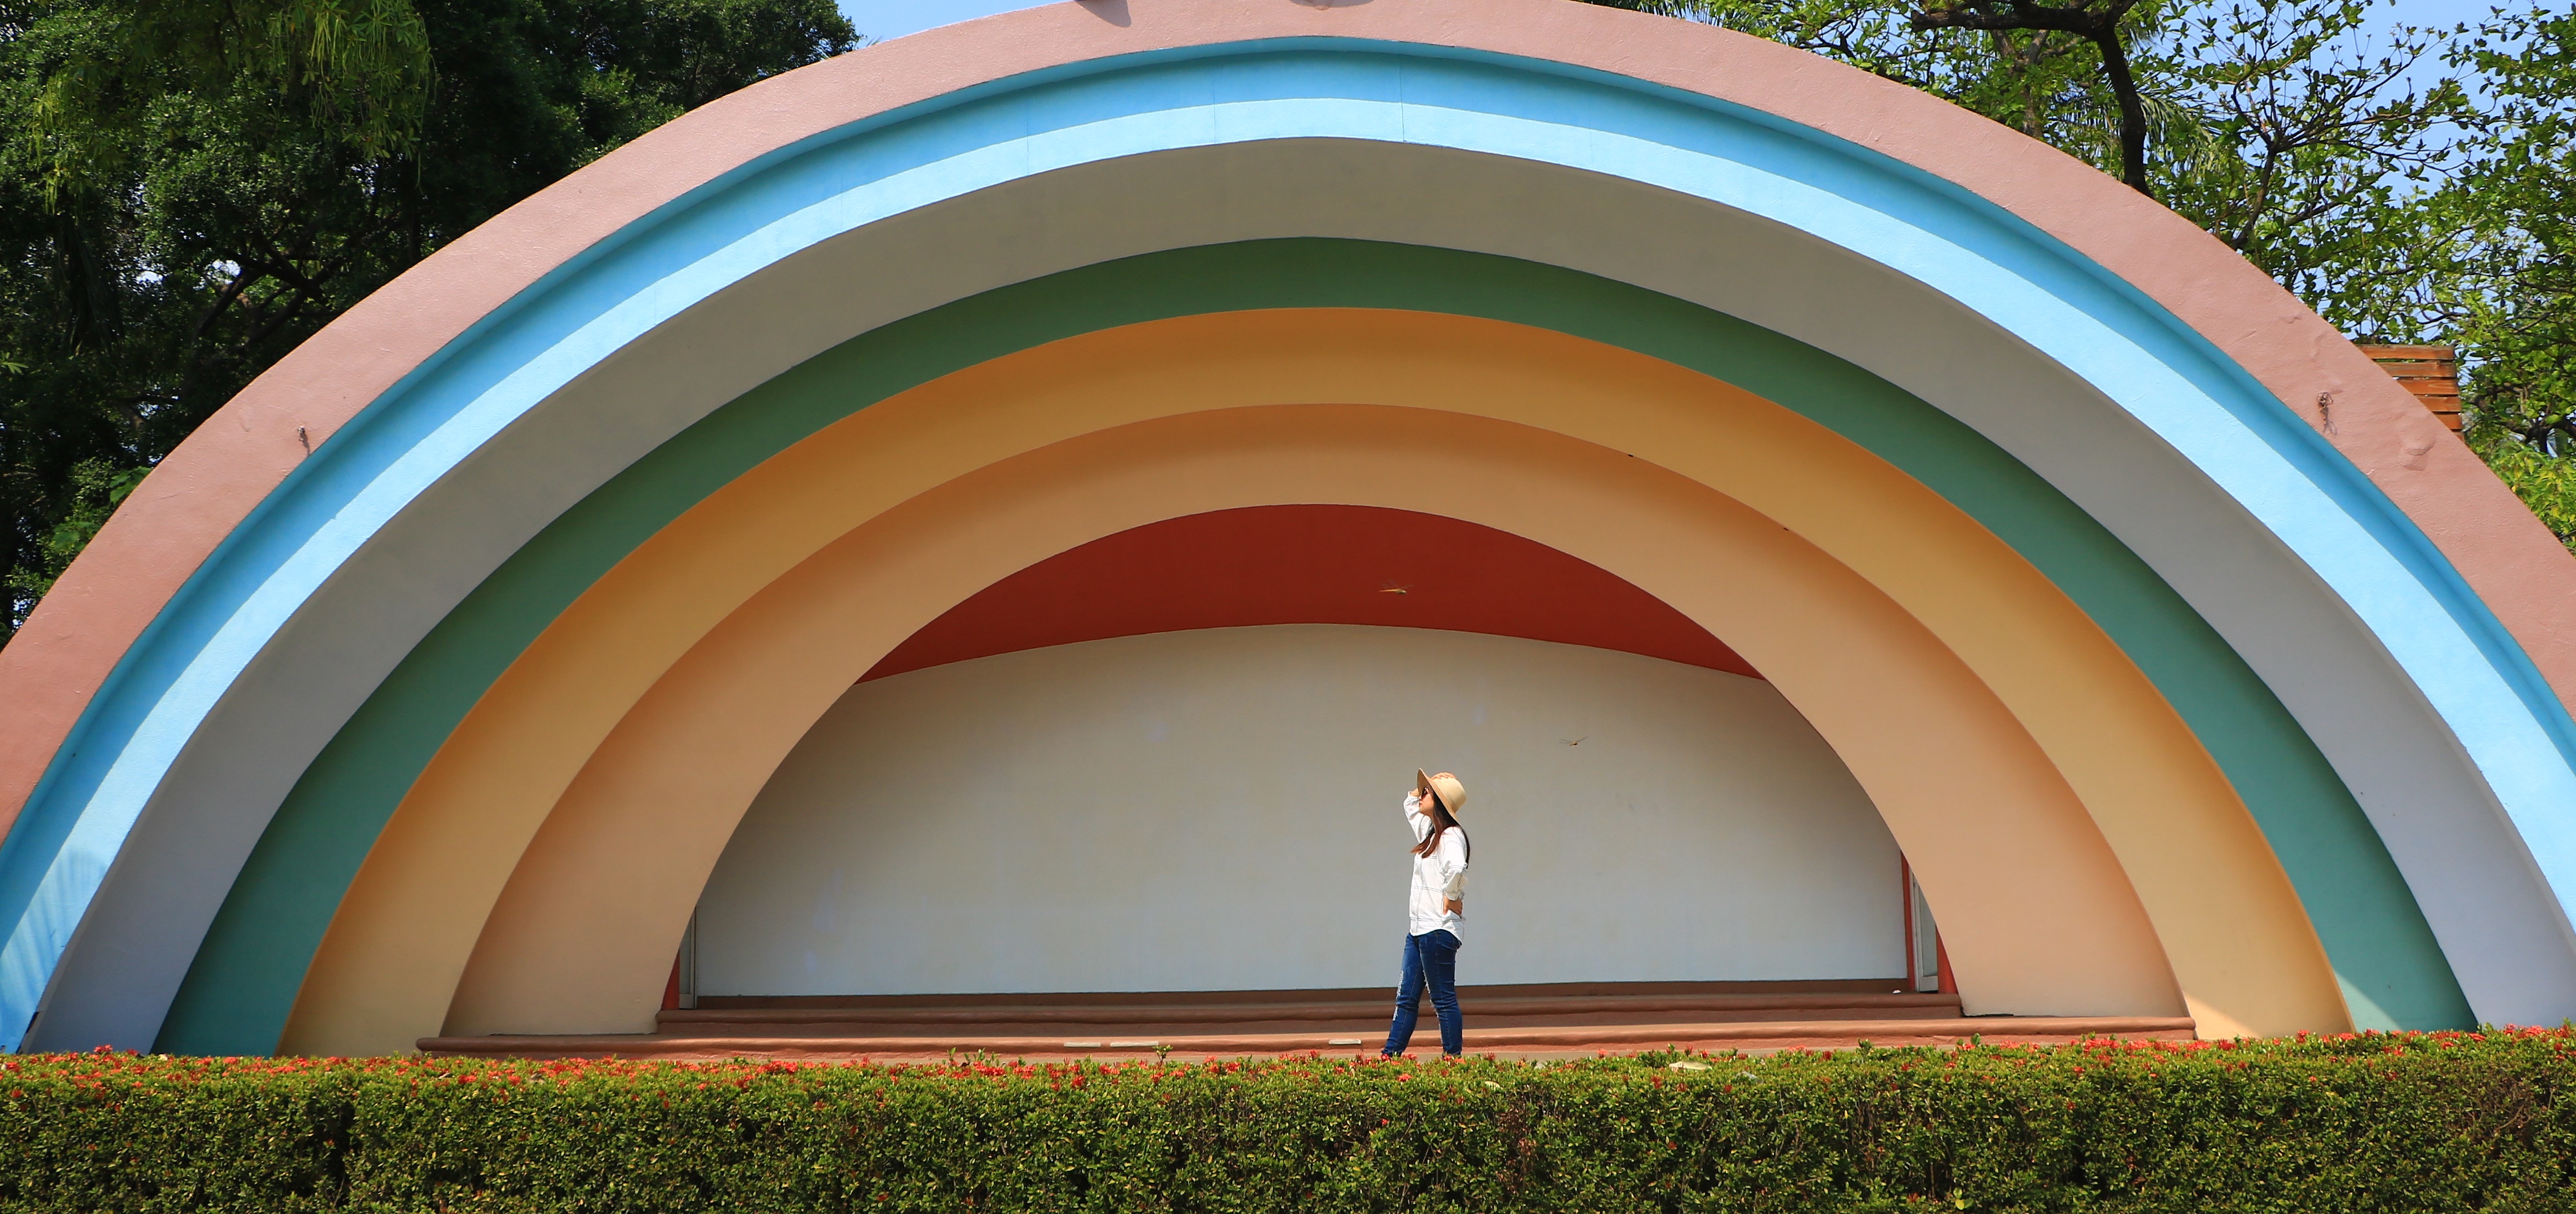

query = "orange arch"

[
  {"left": 280, "top": 310, "right": 2340, "bottom": 1056},
  {"left": 439, "top": 404, "right": 2177, "bottom": 1039}
]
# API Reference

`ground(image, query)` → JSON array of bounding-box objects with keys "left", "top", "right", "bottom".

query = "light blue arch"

[{"left": 6, "top": 40, "right": 2573, "bottom": 1051}]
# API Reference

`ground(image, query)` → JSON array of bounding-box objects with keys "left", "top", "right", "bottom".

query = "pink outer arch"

[{"left": 3, "top": 0, "right": 2571, "bottom": 844}]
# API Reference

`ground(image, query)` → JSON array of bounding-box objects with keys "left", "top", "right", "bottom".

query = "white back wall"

[{"left": 697, "top": 625, "right": 1903, "bottom": 995}]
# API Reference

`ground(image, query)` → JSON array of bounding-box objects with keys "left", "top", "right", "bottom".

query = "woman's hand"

[{"left": 1443, "top": 897, "right": 1463, "bottom": 914}]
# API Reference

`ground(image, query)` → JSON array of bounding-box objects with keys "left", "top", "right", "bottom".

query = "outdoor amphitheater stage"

[{"left": 417, "top": 981, "right": 2197, "bottom": 1063}]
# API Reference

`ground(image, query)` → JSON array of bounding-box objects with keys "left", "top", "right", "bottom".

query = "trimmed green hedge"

[{"left": 3, "top": 1030, "right": 2572, "bottom": 1211}]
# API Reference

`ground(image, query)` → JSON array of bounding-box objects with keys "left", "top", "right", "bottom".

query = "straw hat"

[{"left": 1416, "top": 769, "right": 1467, "bottom": 815}]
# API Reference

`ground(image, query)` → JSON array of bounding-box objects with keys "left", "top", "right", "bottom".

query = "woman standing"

[{"left": 1383, "top": 769, "right": 1470, "bottom": 1058}]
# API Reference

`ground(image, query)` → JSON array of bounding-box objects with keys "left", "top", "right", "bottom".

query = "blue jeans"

[{"left": 1382, "top": 929, "right": 1462, "bottom": 1056}]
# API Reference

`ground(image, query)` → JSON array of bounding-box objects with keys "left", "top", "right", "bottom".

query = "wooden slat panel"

[{"left": 2356, "top": 343, "right": 2464, "bottom": 431}]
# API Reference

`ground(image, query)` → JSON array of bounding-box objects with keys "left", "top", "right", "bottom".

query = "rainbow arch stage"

[{"left": 6, "top": 0, "right": 2576, "bottom": 1056}]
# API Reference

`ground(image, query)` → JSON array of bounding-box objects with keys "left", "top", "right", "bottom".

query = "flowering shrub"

[{"left": 1, "top": 1030, "right": 2571, "bottom": 1211}]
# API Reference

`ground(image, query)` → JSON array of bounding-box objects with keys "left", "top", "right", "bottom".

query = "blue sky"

[
  {"left": 840, "top": 0, "right": 2507, "bottom": 45},
  {"left": 839, "top": 0, "right": 1046, "bottom": 41}
]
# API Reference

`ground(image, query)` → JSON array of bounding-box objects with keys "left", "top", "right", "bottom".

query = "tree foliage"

[
  {"left": 1909, "top": 1, "right": 2162, "bottom": 193},
  {"left": 2445, "top": 5, "right": 2576, "bottom": 453},
  {"left": 2434, "top": 6, "right": 2576, "bottom": 550},
  {"left": 0, "top": 0, "right": 855, "bottom": 642},
  {"left": 2167, "top": 0, "right": 2467, "bottom": 333}
]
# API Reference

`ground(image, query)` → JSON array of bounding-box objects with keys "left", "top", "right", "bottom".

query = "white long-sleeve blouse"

[{"left": 1402, "top": 792, "right": 1470, "bottom": 939}]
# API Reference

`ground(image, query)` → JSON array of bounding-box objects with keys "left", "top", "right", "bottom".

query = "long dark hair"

[{"left": 1411, "top": 788, "right": 1469, "bottom": 862}]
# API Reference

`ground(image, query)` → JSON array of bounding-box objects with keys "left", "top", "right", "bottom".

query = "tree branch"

[{"left": 1914, "top": 0, "right": 2153, "bottom": 195}]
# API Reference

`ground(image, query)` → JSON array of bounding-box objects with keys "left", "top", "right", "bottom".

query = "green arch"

[{"left": 158, "top": 238, "right": 2469, "bottom": 1054}]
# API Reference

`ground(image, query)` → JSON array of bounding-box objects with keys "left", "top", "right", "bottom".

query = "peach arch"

[
  {"left": 275, "top": 311, "right": 2341, "bottom": 1054},
  {"left": 318, "top": 404, "right": 2181, "bottom": 1052}
]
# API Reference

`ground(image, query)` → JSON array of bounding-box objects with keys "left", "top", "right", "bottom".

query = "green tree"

[
  {"left": 2443, "top": 4, "right": 2576, "bottom": 550},
  {"left": 2163, "top": 0, "right": 2468, "bottom": 336},
  {"left": 1907, "top": 1, "right": 2163, "bottom": 192},
  {"left": 2447, "top": 5, "right": 2575, "bottom": 447},
  {"left": 0, "top": 0, "right": 855, "bottom": 644}
]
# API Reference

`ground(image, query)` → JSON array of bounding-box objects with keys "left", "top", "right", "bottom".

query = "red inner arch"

[{"left": 863, "top": 505, "right": 1760, "bottom": 683}]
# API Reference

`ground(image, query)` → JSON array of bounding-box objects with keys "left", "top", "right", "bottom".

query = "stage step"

[
  {"left": 421, "top": 1017, "right": 2198, "bottom": 1063},
  {"left": 653, "top": 984, "right": 1963, "bottom": 1038},
  {"left": 418, "top": 982, "right": 2196, "bottom": 1061}
]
